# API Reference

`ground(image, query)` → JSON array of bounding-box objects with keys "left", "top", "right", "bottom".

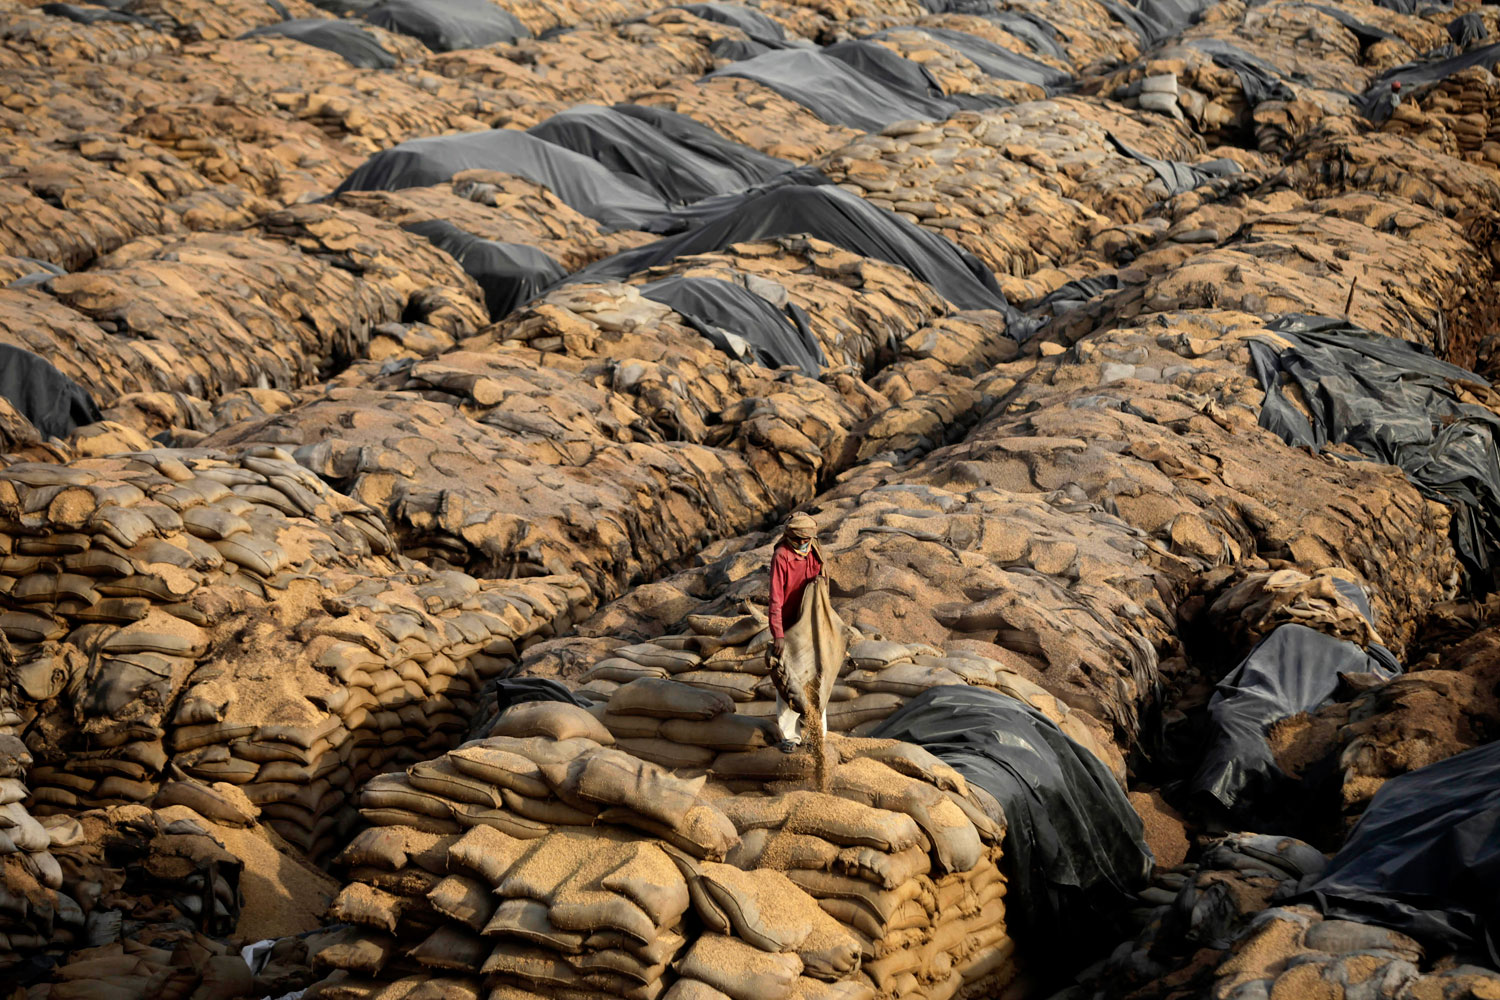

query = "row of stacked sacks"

[
  {"left": 0, "top": 448, "right": 588, "bottom": 859},
  {"left": 549, "top": 614, "right": 1123, "bottom": 781},
  {"left": 1, "top": 714, "right": 77, "bottom": 967},
  {"left": 308, "top": 714, "right": 1019, "bottom": 1000}
]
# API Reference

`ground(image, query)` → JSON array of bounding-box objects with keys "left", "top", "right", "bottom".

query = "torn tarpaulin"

[
  {"left": 402, "top": 219, "right": 565, "bottom": 319},
  {"left": 571, "top": 184, "right": 1034, "bottom": 329},
  {"left": 1106, "top": 134, "right": 1242, "bottom": 195},
  {"left": 871, "top": 686, "right": 1152, "bottom": 950},
  {"left": 361, "top": 0, "right": 528, "bottom": 51},
  {"left": 1358, "top": 42, "right": 1500, "bottom": 121},
  {"left": 333, "top": 129, "right": 669, "bottom": 232},
  {"left": 1250, "top": 315, "right": 1500, "bottom": 588},
  {"left": 1190, "top": 623, "right": 1400, "bottom": 815},
  {"left": 640, "top": 275, "right": 825, "bottom": 375},
  {"left": 0, "top": 344, "right": 103, "bottom": 439},
  {"left": 528, "top": 104, "right": 791, "bottom": 206},
  {"left": 706, "top": 47, "right": 958, "bottom": 131},
  {"left": 242, "top": 18, "right": 397, "bottom": 68},
  {"left": 1301, "top": 739, "right": 1500, "bottom": 962}
]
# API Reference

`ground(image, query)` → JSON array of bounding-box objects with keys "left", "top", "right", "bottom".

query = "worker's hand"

[{"left": 771, "top": 638, "right": 783, "bottom": 658}]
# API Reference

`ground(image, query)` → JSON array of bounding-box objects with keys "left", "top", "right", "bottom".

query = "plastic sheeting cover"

[
  {"left": 242, "top": 18, "right": 397, "bottom": 68},
  {"left": 611, "top": 104, "right": 793, "bottom": 186},
  {"left": 1250, "top": 315, "right": 1500, "bottom": 587},
  {"left": 640, "top": 275, "right": 825, "bottom": 375},
  {"left": 1106, "top": 133, "right": 1242, "bottom": 195},
  {"left": 640, "top": 167, "right": 830, "bottom": 234},
  {"left": 1448, "top": 12, "right": 1488, "bottom": 49},
  {"left": 1191, "top": 623, "right": 1400, "bottom": 813},
  {"left": 706, "top": 48, "right": 958, "bottom": 131},
  {"left": 1359, "top": 42, "right": 1500, "bottom": 121},
  {"left": 333, "top": 129, "right": 669, "bottom": 233},
  {"left": 1189, "top": 39, "right": 1298, "bottom": 103},
  {"left": 0, "top": 344, "right": 103, "bottom": 439},
  {"left": 41, "top": 2, "right": 155, "bottom": 25},
  {"left": 1301, "top": 739, "right": 1500, "bottom": 961},
  {"left": 884, "top": 26, "right": 1071, "bottom": 90},
  {"left": 871, "top": 686, "right": 1152, "bottom": 944},
  {"left": 528, "top": 104, "right": 789, "bottom": 206},
  {"left": 671, "top": 3, "right": 794, "bottom": 47},
  {"left": 361, "top": 0, "right": 528, "bottom": 51},
  {"left": 571, "top": 184, "right": 1032, "bottom": 330},
  {"left": 403, "top": 220, "right": 564, "bottom": 319}
]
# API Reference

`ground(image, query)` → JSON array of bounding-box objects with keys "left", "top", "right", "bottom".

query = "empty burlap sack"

[{"left": 771, "top": 578, "right": 846, "bottom": 719}]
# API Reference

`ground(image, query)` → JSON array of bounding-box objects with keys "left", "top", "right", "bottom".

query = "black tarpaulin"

[
  {"left": 874, "top": 26, "right": 1070, "bottom": 90},
  {"left": 361, "top": 0, "right": 527, "bottom": 51},
  {"left": 402, "top": 220, "right": 564, "bottom": 319},
  {"left": 871, "top": 686, "right": 1152, "bottom": 945},
  {"left": 1189, "top": 39, "right": 1298, "bottom": 103},
  {"left": 570, "top": 185, "right": 1032, "bottom": 330},
  {"left": 1448, "top": 12, "right": 1488, "bottom": 49},
  {"left": 1100, "top": 0, "right": 1212, "bottom": 43},
  {"left": 611, "top": 104, "right": 793, "bottom": 186},
  {"left": 1249, "top": 315, "right": 1500, "bottom": 587},
  {"left": 640, "top": 167, "right": 830, "bottom": 234},
  {"left": 824, "top": 39, "right": 948, "bottom": 99},
  {"left": 1359, "top": 42, "right": 1500, "bottom": 121},
  {"left": 1293, "top": 3, "right": 1399, "bottom": 47},
  {"left": 982, "top": 11, "right": 1066, "bottom": 60},
  {"left": 705, "top": 48, "right": 958, "bottom": 131},
  {"left": 242, "top": 18, "right": 397, "bottom": 67},
  {"left": 640, "top": 275, "right": 825, "bottom": 375},
  {"left": 333, "top": 129, "right": 669, "bottom": 232},
  {"left": 1106, "top": 133, "right": 1242, "bottom": 195},
  {"left": 1191, "top": 624, "right": 1400, "bottom": 813},
  {"left": 6, "top": 257, "right": 65, "bottom": 291},
  {"left": 671, "top": 2, "right": 794, "bottom": 47},
  {"left": 0, "top": 344, "right": 103, "bottom": 439},
  {"left": 41, "top": 2, "right": 155, "bottom": 25},
  {"left": 1301, "top": 739, "right": 1500, "bottom": 961},
  {"left": 528, "top": 104, "right": 789, "bottom": 206}
]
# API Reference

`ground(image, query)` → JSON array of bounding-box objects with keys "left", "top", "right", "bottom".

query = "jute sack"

[
  {"left": 609, "top": 678, "right": 733, "bottom": 720},
  {"left": 409, "top": 926, "right": 489, "bottom": 970},
  {"left": 676, "top": 935, "right": 803, "bottom": 1000},
  {"left": 483, "top": 897, "right": 586, "bottom": 953},
  {"left": 662, "top": 980, "right": 733, "bottom": 1000},
  {"left": 570, "top": 750, "right": 706, "bottom": 829},
  {"left": 428, "top": 874, "right": 496, "bottom": 932},
  {"left": 329, "top": 883, "right": 404, "bottom": 934},
  {"left": 489, "top": 703, "right": 614, "bottom": 745},
  {"left": 772, "top": 577, "right": 846, "bottom": 722},
  {"left": 447, "top": 824, "right": 529, "bottom": 886}
]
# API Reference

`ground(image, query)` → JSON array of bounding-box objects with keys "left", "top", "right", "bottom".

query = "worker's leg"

[{"left": 775, "top": 690, "right": 802, "bottom": 747}]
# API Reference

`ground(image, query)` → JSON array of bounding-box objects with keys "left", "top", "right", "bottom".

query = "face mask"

[{"left": 791, "top": 537, "right": 812, "bottom": 556}]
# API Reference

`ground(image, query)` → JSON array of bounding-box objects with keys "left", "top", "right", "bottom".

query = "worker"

[{"left": 767, "top": 511, "right": 824, "bottom": 752}]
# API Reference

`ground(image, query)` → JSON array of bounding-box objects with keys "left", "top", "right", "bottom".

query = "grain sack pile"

[
  {"left": 305, "top": 710, "right": 1022, "bottom": 1000},
  {"left": 0, "top": 449, "right": 587, "bottom": 861}
]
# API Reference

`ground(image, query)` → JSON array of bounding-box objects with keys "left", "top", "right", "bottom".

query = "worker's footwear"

[{"left": 778, "top": 738, "right": 801, "bottom": 754}]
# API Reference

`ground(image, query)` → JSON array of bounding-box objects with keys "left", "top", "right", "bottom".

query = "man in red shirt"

[{"left": 768, "top": 511, "right": 823, "bottom": 751}]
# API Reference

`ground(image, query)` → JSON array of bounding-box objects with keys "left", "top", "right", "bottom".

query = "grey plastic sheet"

[
  {"left": 402, "top": 219, "right": 565, "bottom": 320},
  {"left": 0, "top": 344, "right": 103, "bottom": 439},
  {"left": 872, "top": 686, "right": 1152, "bottom": 949},
  {"left": 1359, "top": 42, "right": 1500, "bottom": 121},
  {"left": 1191, "top": 623, "right": 1400, "bottom": 814},
  {"left": 361, "top": 0, "right": 527, "bottom": 51},
  {"left": 572, "top": 184, "right": 1035, "bottom": 330},
  {"left": 640, "top": 275, "right": 825, "bottom": 375},
  {"left": 242, "top": 18, "right": 397, "bottom": 67},
  {"left": 1301, "top": 739, "right": 1500, "bottom": 962},
  {"left": 333, "top": 129, "right": 670, "bottom": 232},
  {"left": 1249, "top": 315, "right": 1500, "bottom": 587},
  {"left": 874, "top": 26, "right": 1071, "bottom": 90}
]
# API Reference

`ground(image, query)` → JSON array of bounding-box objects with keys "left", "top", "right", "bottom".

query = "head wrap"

[{"left": 785, "top": 512, "right": 817, "bottom": 539}]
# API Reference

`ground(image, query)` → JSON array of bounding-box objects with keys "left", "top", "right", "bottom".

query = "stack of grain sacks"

[
  {"left": 307, "top": 695, "right": 1021, "bottom": 1000},
  {"left": 0, "top": 449, "right": 588, "bottom": 859}
]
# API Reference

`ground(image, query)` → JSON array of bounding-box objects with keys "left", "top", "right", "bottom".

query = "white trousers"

[{"left": 775, "top": 690, "right": 827, "bottom": 744}]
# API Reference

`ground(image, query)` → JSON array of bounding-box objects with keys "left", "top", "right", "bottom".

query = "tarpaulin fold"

[
  {"left": 0, "top": 344, "right": 103, "bottom": 439},
  {"left": 1190, "top": 623, "right": 1400, "bottom": 813},
  {"left": 333, "top": 129, "right": 670, "bottom": 232},
  {"left": 572, "top": 185, "right": 1032, "bottom": 332},
  {"left": 1300, "top": 739, "right": 1500, "bottom": 962},
  {"left": 1106, "top": 134, "right": 1242, "bottom": 195},
  {"left": 1249, "top": 314, "right": 1500, "bottom": 588},
  {"left": 361, "top": 0, "right": 527, "bottom": 51},
  {"left": 242, "top": 18, "right": 397, "bottom": 68},
  {"left": 640, "top": 275, "right": 825, "bottom": 375},
  {"left": 527, "top": 104, "right": 790, "bottom": 206},
  {"left": 402, "top": 220, "right": 565, "bottom": 320},
  {"left": 871, "top": 686, "right": 1152, "bottom": 947}
]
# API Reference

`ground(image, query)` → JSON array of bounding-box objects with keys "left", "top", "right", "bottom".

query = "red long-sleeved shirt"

[{"left": 769, "top": 543, "right": 822, "bottom": 640}]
